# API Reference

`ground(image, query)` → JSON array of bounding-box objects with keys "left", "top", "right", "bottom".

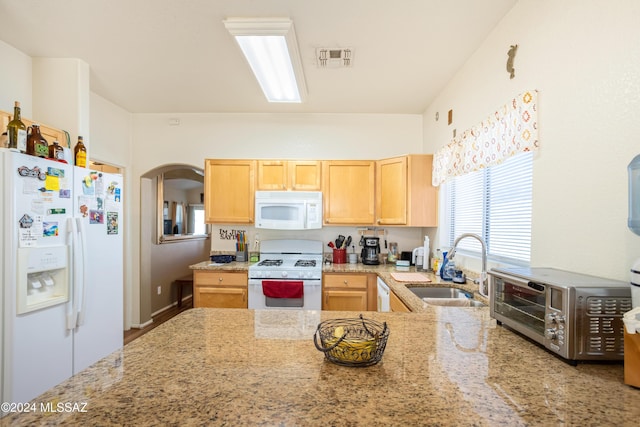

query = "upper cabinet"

[
  {"left": 204, "top": 155, "right": 436, "bottom": 227},
  {"left": 204, "top": 159, "right": 255, "bottom": 224},
  {"left": 257, "top": 160, "right": 321, "bottom": 191},
  {"left": 323, "top": 160, "right": 375, "bottom": 225},
  {"left": 1, "top": 109, "right": 67, "bottom": 149},
  {"left": 375, "top": 154, "right": 438, "bottom": 227}
]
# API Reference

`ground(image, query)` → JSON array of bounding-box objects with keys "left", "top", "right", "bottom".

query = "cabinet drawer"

[
  {"left": 323, "top": 274, "right": 367, "bottom": 289},
  {"left": 196, "top": 287, "right": 247, "bottom": 308},
  {"left": 194, "top": 271, "right": 247, "bottom": 287}
]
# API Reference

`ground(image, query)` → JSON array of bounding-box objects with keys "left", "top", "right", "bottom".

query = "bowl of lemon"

[{"left": 313, "top": 314, "right": 389, "bottom": 367}]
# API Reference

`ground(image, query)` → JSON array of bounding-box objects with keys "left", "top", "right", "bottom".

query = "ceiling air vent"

[{"left": 316, "top": 48, "right": 353, "bottom": 68}]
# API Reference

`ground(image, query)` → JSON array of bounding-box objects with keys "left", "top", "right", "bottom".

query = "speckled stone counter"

[
  {"left": 190, "top": 259, "right": 487, "bottom": 312},
  {"left": 2, "top": 308, "right": 638, "bottom": 426}
]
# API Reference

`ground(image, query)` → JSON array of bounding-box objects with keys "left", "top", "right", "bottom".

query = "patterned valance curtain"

[{"left": 432, "top": 90, "right": 539, "bottom": 187}]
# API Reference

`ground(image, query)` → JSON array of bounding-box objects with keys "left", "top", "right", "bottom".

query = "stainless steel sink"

[{"left": 406, "top": 286, "right": 486, "bottom": 307}]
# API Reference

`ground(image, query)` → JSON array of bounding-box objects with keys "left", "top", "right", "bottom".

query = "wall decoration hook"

[{"left": 507, "top": 44, "right": 518, "bottom": 79}]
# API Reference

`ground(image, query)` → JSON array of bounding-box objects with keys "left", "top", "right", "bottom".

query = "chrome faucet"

[{"left": 447, "top": 233, "right": 488, "bottom": 297}]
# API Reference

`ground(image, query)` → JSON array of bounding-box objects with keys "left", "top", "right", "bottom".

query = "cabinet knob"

[
  {"left": 218, "top": 277, "right": 223, "bottom": 282},
  {"left": 343, "top": 280, "right": 348, "bottom": 285}
]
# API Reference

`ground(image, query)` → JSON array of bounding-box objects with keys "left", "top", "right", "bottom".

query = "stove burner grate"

[
  {"left": 294, "top": 260, "right": 317, "bottom": 267},
  {"left": 258, "top": 259, "right": 283, "bottom": 267}
]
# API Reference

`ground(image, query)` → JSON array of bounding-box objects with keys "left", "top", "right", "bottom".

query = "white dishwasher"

[{"left": 377, "top": 277, "right": 391, "bottom": 312}]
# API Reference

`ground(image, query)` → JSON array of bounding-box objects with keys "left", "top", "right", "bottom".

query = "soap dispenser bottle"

[
  {"left": 422, "top": 236, "right": 430, "bottom": 271},
  {"left": 440, "top": 251, "right": 448, "bottom": 278}
]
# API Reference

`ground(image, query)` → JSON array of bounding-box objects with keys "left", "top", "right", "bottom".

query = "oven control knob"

[
  {"left": 547, "top": 313, "right": 566, "bottom": 324},
  {"left": 281, "top": 271, "right": 288, "bottom": 278},
  {"left": 545, "top": 328, "right": 558, "bottom": 340}
]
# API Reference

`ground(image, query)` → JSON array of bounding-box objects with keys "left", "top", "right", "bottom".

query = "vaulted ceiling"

[{"left": 0, "top": 0, "right": 518, "bottom": 114}]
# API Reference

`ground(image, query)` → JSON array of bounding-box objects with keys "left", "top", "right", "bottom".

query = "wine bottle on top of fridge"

[
  {"left": 7, "top": 101, "right": 27, "bottom": 153},
  {"left": 74, "top": 136, "right": 87, "bottom": 167}
]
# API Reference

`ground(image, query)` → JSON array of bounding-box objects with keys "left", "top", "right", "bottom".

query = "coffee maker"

[{"left": 361, "top": 237, "right": 381, "bottom": 265}]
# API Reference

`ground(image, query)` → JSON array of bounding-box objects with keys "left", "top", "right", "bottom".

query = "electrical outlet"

[{"left": 157, "top": 286, "right": 161, "bottom": 295}]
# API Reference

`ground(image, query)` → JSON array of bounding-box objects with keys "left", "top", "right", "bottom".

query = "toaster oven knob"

[
  {"left": 545, "top": 328, "right": 558, "bottom": 340},
  {"left": 546, "top": 313, "right": 565, "bottom": 324}
]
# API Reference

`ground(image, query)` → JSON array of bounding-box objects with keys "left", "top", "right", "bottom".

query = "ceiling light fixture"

[{"left": 224, "top": 17, "right": 307, "bottom": 103}]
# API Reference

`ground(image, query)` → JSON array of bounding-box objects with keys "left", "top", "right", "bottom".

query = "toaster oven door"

[{"left": 491, "top": 273, "right": 547, "bottom": 342}]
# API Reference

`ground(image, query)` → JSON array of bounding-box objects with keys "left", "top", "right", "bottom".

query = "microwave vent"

[{"left": 316, "top": 48, "right": 353, "bottom": 68}]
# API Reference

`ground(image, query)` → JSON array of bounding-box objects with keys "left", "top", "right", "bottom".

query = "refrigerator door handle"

[
  {"left": 67, "top": 217, "right": 78, "bottom": 330},
  {"left": 75, "top": 217, "right": 88, "bottom": 326}
]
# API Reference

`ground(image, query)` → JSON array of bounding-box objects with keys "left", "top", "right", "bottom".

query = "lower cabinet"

[
  {"left": 323, "top": 273, "right": 376, "bottom": 311},
  {"left": 194, "top": 270, "right": 248, "bottom": 308},
  {"left": 390, "top": 290, "right": 411, "bottom": 312}
]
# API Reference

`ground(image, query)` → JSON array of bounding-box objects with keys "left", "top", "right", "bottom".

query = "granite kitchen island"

[{"left": 2, "top": 307, "right": 639, "bottom": 426}]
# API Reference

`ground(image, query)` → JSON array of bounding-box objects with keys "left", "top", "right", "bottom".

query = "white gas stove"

[{"left": 248, "top": 239, "right": 323, "bottom": 310}]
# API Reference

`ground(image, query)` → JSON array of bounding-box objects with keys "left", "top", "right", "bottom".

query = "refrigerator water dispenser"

[{"left": 17, "top": 245, "right": 69, "bottom": 314}]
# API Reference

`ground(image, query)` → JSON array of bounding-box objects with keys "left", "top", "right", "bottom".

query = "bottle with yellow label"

[{"left": 74, "top": 136, "right": 87, "bottom": 167}]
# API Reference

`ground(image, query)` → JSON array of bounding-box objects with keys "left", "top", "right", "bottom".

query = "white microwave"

[{"left": 255, "top": 191, "right": 323, "bottom": 230}]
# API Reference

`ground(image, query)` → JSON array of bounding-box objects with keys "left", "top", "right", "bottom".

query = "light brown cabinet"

[
  {"left": 194, "top": 270, "right": 248, "bottom": 308},
  {"left": 1, "top": 109, "right": 68, "bottom": 152},
  {"left": 390, "top": 290, "right": 411, "bottom": 312},
  {"left": 257, "top": 160, "right": 321, "bottom": 191},
  {"left": 376, "top": 154, "right": 438, "bottom": 226},
  {"left": 323, "top": 273, "right": 377, "bottom": 311},
  {"left": 204, "top": 159, "right": 255, "bottom": 224},
  {"left": 322, "top": 160, "right": 375, "bottom": 225}
]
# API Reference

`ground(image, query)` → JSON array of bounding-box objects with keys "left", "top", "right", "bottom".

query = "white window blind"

[{"left": 446, "top": 151, "right": 533, "bottom": 264}]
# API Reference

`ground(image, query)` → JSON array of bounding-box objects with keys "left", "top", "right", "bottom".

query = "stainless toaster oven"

[{"left": 488, "top": 267, "right": 632, "bottom": 362}]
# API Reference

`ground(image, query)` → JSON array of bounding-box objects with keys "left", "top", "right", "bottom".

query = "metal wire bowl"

[{"left": 313, "top": 314, "right": 389, "bottom": 367}]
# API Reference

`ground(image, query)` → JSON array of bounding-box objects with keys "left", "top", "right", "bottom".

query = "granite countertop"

[
  {"left": 3, "top": 308, "right": 638, "bottom": 426},
  {"left": 189, "top": 259, "right": 486, "bottom": 312}
]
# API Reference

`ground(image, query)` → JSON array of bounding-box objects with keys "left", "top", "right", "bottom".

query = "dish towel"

[{"left": 262, "top": 281, "right": 304, "bottom": 299}]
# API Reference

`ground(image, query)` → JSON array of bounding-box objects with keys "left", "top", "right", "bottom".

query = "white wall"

[
  {"left": 0, "top": 40, "right": 32, "bottom": 116},
  {"left": 423, "top": 0, "right": 640, "bottom": 281}
]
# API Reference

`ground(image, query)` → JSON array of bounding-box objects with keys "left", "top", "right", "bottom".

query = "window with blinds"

[{"left": 445, "top": 151, "right": 533, "bottom": 264}]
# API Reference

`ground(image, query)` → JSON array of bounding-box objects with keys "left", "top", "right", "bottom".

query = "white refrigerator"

[{"left": 0, "top": 148, "right": 124, "bottom": 406}]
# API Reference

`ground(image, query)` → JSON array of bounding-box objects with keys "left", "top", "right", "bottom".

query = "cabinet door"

[
  {"left": 257, "top": 160, "right": 288, "bottom": 191},
  {"left": 289, "top": 161, "right": 321, "bottom": 190},
  {"left": 257, "top": 160, "right": 321, "bottom": 191},
  {"left": 375, "top": 154, "right": 438, "bottom": 227},
  {"left": 323, "top": 289, "right": 368, "bottom": 311},
  {"left": 195, "top": 287, "right": 247, "bottom": 308},
  {"left": 406, "top": 154, "right": 438, "bottom": 227},
  {"left": 376, "top": 156, "right": 407, "bottom": 225},
  {"left": 390, "top": 291, "right": 411, "bottom": 312},
  {"left": 204, "top": 159, "right": 255, "bottom": 223},
  {"left": 322, "top": 160, "right": 375, "bottom": 225}
]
